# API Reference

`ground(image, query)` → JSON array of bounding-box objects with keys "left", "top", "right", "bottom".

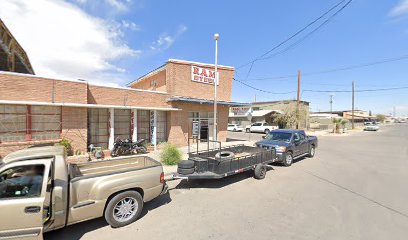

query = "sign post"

[{"left": 246, "top": 110, "right": 253, "bottom": 142}]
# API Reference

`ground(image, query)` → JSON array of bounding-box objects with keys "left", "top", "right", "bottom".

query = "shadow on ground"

[{"left": 44, "top": 192, "right": 172, "bottom": 240}]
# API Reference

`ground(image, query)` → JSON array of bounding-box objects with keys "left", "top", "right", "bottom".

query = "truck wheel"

[
  {"left": 105, "top": 191, "right": 143, "bottom": 228},
  {"left": 282, "top": 152, "right": 293, "bottom": 167},
  {"left": 308, "top": 146, "right": 315, "bottom": 158},
  {"left": 246, "top": 128, "right": 250, "bottom": 133},
  {"left": 254, "top": 164, "right": 267, "bottom": 179},
  {"left": 264, "top": 129, "right": 270, "bottom": 134}
]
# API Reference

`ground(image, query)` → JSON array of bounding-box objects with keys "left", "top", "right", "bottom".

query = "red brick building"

[{"left": 0, "top": 59, "right": 246, "bottom": 157}]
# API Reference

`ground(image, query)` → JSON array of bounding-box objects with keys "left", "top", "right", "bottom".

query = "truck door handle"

[{"left": 25, "top": 206, "right": 41, "bottom": 213}]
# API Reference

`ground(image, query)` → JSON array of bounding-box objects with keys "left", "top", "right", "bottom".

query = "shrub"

[
  {"left": 57, "top": 138, "right": 73, "bottom": 156},
  {"left": 160, "top": 143, "right": 182, "bottom": 165}
]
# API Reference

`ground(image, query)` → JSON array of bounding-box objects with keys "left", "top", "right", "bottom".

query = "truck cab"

[
  {"left": 255, "top": 129, "right": 318, "bottom": 167},
  {"left": 0, "top": 146, "right": 167, "bottom": 239}
]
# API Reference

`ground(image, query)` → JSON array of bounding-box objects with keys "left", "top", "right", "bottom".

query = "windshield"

[{"left": 265, "top": 132, "right": 292, "bottom": 142}]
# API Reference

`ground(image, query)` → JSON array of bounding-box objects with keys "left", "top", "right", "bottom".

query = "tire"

[
  {"left": 282, "top": 152, "right": 293, "bottom": 167},
  {"left": 177, "top": 167, "right": 195, "bottom": 175},
  {"left": 136, "top": 146, "right": 147, "bottom": 154},
  {"left": 308, "top": 146, "right": 315, "bottom": 158},
  {"left": 214, "top": 151, "right": 235, "bottom": 160},
  {"left": 178, "top": 160, "right": 195, "bottom": 169},
  {"left": 254, "top": 164, "right": 267, "bottom": 179},
  {"left": 264, "top": 129, "right": 270, "bottom": 134},
  {"left": 111, "top": 147, "right": 120, "bottom": 157},
  {"left": 246, "top": 128, "right": 250, "bottom": 133},
  {"left": 105, "top": 191, "right": 143, "bottom": 228},
  {"left": 233, "top": 128, "right": 237, "bottom": 132}
]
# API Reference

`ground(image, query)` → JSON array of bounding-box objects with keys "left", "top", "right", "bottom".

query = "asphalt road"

[{"left": 45, "top": 124, "right": 408, "bottom": 240}]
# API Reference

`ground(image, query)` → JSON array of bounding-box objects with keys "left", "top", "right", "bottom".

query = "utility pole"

[
  {"left": 329, "top": 94, "right": 334, "bottom": 115},
  {"left": 296, "top": 70, "right": 301, "bottom": 129},
  {"left": 352, "top": 81, "right": 355, "bottom": 129}
]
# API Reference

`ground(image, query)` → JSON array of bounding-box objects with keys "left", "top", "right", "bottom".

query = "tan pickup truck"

[{"left": 0, "top": 146, "right": 167, "bottom": 240}]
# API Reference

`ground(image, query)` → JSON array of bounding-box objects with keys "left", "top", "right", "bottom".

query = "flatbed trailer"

[{"left": 173, "top": 139, "right": 278, "bottom": 180}]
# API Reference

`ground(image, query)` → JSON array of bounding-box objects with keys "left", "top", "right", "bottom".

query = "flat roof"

[
  {"left": 252, "top": 100, "right": 310, "bottom": 105},
  {"left": 167, "top": 96, "right": 249, "bottom": 106}
]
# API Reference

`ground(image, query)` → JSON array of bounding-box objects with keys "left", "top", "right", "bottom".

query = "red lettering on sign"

[
  {"left": 200, "top": 69, "right": 208, "bottom": 77},
  {"left": 209, "top": 71, "right": 215, "bottom": 78},
  {"left": 193, "top": 67, "right": 200, "bottom": 75}
]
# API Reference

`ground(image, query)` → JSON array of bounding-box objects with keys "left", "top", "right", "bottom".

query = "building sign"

[
  {"left": 191, "top": 66, "right": 219, "bottom": 85},
  {"left": 192, "top": 121, "right": 199, "bottom": 136},
  {"left": 150, "top": 110, "right": 156, "bottom": 145},
  {"left": 231, "top": 107, "right": 250, "bottom": 116}
]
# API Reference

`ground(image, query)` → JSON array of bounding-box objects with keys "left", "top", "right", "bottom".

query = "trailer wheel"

[
  {"left": 105, "top": 191, "right": 143, "bottom": 228},
  {"left": 177, "top": 167, "right": 195, "bottom": 175},
  {"left": 254, "top": 164, "right": 267, "bottom": 179},
  {"left": 178, "top": 160, "right": 195, "bottom": 169}
]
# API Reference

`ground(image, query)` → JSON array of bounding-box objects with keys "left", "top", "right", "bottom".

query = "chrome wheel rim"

[
  {"left": 286, "top": 155, "right": 292, "bottom": 165},
  {"left": 311, "top": 147, "right": 315, "bottom": 156},
  {"left": 113, "top": 197, "right": 138, "bottom": 222}
]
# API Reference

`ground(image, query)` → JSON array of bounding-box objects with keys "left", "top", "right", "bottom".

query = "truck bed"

[{"left": 70, "top": 155, "right": 160, "bottom": 179}]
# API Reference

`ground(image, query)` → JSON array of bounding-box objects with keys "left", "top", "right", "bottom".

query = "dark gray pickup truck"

[{"left": 255, "top": 129, "right": 318, "bottom": 166}]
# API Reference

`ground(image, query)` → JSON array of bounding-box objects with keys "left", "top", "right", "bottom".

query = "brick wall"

[
  {"left": 166, "top": 61, "right": 234, "bottom": 102},
  {"left": 61, "top": 107, "right": 87, "bottom": 154},
  {"left": 167, "top": 102, "right": 229, "bottom": 146},
  {"left": 129, "top": 69, "right": 167, "bottom": 92},
  {"left": 0, "top": 73, "right": 87, "bottom": 104},
  {"left": 87, "top": 84, "right": 172, "bottom": 108}
]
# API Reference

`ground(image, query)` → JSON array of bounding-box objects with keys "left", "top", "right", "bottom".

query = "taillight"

[{"left": 160, "top": 172, "right": 165, "bottom": 184}]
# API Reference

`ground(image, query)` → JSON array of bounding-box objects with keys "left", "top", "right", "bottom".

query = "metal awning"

[{"left": 167, "top": 96, "right": 250, "bottom": 106}]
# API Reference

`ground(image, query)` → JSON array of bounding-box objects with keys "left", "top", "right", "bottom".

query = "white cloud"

[
  {"left": 121, "top": 20, "right": 141, "bottom": 31},
  {"left": 389, "top": 0, "right": 408, "bottom": 16},
  {"left": 105, "top": 0, "right": 132, "bottom": 12},
  {"left": 0, "top": 0, "right": 140, "bottom": 84},
  {"left": 150, "top": 25, "right": 188, "bottom": 51}
]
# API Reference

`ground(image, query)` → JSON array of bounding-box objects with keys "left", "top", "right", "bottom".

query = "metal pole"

[
  {"left": 213, "top": 33, "right": 219, "bottom": 144},
  {"left": 352, "top": 81, "right": 355, "bottom": 129},
  {"left": 297, "top": 70, "right": 301, "bottom": 129}
]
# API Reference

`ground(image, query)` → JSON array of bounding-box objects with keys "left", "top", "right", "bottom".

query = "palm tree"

[{"left": 332, "top": 118, "right": 342, "bottom": 133}]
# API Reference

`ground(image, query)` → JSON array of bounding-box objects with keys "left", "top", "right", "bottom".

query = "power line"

[
  {"left": 237, "top": 0, "right": 348, "bottom": 70},
  {"left": 243, "top": 53, "right": 408, "bottom": 81},
  {"left": 303, "top": 86, "right": 408, "bottom": 93},
  {"left": 233, "top": 78, "right": 296, "bottom": 94},
  {"left": 258, "top": 0, "right": 354, "bottom": 61}
]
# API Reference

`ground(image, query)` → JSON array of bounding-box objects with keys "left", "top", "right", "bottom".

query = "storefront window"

[
  {"left": 114, "top": 109, "right": 131, "bottom": 140},
  {"left": 137, "top": 110, "right": 150, "bottom": 142},
  {"left": 156, "top": 111, "right": 167, "bottom": 143},
  {"left": 0, "top": 104, "right": 61, "bottom": 143},
  {"left": 88, "top": 108, "right": 109, "bottom": 149}
]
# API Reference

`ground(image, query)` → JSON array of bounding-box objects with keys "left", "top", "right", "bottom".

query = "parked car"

[
  {"left": 245, "top": 122, "right": 279, "bottom": 134},
  {"left": 227, "top": 124, "right": 244, "bottom": 132},
  {"left": 364, "top": 123, "right": 379, "bottom": 131},
  {"left": 255, "top": 129, "right": 318, "bottom": 166},
  {"left": 0, "top": 146, "right": 168, "bottom": 239}
]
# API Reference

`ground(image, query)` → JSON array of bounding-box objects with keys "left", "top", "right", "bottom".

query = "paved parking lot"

[{"left": 45, "top": 125, "right": 408, "bottom": 240}]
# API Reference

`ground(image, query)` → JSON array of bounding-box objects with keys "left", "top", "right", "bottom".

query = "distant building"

[
  {"left": 0, "top": 18, "right": 34, "bottom": 74},
  {"left": 229, "top": 100, "right": 310, "bottom": 128}
]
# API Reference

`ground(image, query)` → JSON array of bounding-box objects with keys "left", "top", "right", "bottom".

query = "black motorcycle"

[{"left": 111, "top": 138, "right": 147, "bottom": 157}]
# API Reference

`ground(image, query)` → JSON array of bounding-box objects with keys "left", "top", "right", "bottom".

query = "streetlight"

[{"left": 213, "top": 33, "right": 219, "bottom": 147}]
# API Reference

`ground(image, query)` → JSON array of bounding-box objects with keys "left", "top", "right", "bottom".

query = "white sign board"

[
  {"left": 191, "top": 66, "right": 219, "bottom": 85},
  {"left": 231, "top": 107, "right": 250, "bottom": 116}
]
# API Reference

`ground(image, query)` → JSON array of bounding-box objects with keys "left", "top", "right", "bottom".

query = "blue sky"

[{"left": 1, "top": 0, "right": 407, "bottom": 115}]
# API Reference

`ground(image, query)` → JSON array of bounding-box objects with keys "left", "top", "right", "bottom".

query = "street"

[{"left": 45, "top": 125, "right": 408, "bottom": 240}]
